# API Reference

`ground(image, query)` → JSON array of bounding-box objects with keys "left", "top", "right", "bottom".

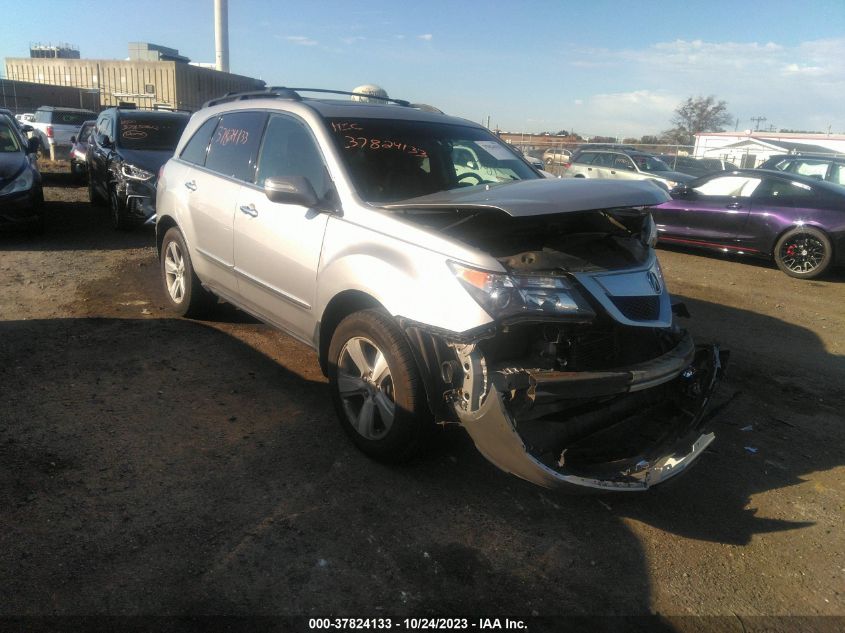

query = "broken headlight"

[
  {"left": 448, "top": 261, "right": 595, "bottom": 322},
  {"left": 121, "top": 163, "right": 154, "bottom": 181}
]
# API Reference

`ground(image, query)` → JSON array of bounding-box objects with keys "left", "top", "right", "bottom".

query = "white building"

[{"left": 693, "top": 132, "right": 845, "bottom": 168}]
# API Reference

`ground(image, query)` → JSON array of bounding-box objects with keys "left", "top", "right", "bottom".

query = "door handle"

[
  {"left": 184, "top": 180, "right": 197, "bottom": 191},
  {"left": 610, "top": 170, "right": 617, "bottom": 175},
  {"left": 726, "top": 202, "right": 743, "bottom": 209},
  {"left": 239, "top": 204, "right": 258, "bottom": 217},
  {"left": 587, "top": 167, "right": 593, "bottom": 171}
]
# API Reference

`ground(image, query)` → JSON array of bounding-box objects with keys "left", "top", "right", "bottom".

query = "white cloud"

[
  {"left": 417, "top": 33, "right": 433, "bottom": 41},
  {"left": 284, "top": 36, "right": 318, "bottom": 46},
  {"left": 341, "top": 36, "right": 366, "bottom": 45}
]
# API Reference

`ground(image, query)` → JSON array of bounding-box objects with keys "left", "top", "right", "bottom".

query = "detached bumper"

[{"left": 456, "top": 340, "right": 727, "bottom": 491}]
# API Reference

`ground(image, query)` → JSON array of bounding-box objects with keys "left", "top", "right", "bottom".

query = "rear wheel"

[
  {"left": 328, "top": 309, "right": 432, "bottom": 463},
  {"left": 160, "top": 227, "right": 215, "bottom": 317},
  {"left": 774, "top": 226, "right": 832, "bottom": 279}
]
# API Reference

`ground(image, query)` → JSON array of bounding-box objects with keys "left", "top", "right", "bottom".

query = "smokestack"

[{"left": 214, "top": 0, "right": 229, "bottom": 73}]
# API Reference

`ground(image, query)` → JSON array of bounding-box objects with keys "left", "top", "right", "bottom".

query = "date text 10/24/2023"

[{"left": 308, "top": 618, "right": 527, "bottom": 630}]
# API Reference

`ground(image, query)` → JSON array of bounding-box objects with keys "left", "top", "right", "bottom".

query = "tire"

[
  {"left": 328, "top": 309, "right": 432, "bottom": 463},
  {"left": 88, "top": 171, "right": 105, "bottom": 206},
  {"left": 160, "top": 227, "right": 215, "bottom": 317},
  {"left": 774, "top": 226, "right": 832, "bottom": 279},
  {"left": 109, "top": 186, "right": 131, "bottom": 230}
]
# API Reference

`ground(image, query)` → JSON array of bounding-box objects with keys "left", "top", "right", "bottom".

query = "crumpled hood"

[
  {"left": 118, "top": 149, "right": 174, "bottom": 175},
  {"left": 0, "top": 151, "right": 26, "bottom": 182},
  {"left": 383, "top": 178, "right": 670, "bottom": 217}
]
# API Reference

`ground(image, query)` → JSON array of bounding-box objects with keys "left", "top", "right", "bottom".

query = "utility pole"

[{"left": 750, "top": 116, "right": 767, "bottom": 131}]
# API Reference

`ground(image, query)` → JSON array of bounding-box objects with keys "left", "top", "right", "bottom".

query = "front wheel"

[
  {"left": 160, "top": 227, "right": 215, "bottom": 317},
  {"left": 328, "top": 310, "right": 432, "bottom": 463},
  {"left": 110, "top": 187, "right": 131, "bottom": 230},
  {"left": 774, "top": 226, "right": 832, "bottom": 279}
]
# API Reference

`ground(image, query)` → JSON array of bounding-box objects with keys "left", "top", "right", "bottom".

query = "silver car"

[
  {"left": 155, "top": 88, "right": 726, "bottom": 491},
  {"left": 567, "top": 149, "right": 695, "bottom": 190}
]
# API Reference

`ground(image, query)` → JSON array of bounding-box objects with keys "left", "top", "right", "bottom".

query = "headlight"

[
  {"left": 0, "top": 168, "right": 34, "bottom": 195},
  {"left": 641, "top": 213, "right": 658, "bottom": 248},
  {"left": 448, "top": 261, "right": 595, "bottom": 322},
  {"left": 121, "top": 163, "right": 154, "bottom": 181}
]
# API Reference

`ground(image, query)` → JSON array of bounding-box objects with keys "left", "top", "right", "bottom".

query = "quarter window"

[{"left": 204, "top": 111, "right": 267, "bottom": 182}]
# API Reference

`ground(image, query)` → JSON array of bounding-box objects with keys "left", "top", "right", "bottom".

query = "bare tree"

[{"left": 662, "top": 96, "right": 732, "bottom": 145}]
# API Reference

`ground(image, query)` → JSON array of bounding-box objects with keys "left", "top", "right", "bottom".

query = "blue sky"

[{"left": 2, "top": 0, "right": 844, "bottom": 136}]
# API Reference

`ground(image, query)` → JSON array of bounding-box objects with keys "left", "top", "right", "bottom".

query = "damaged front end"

[{"left": 396, "top": 196, "right": 727, "bottom": 491}]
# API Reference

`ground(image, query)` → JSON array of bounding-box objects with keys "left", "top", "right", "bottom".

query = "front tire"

[
  {"left": 110, "top": 186, "right": 131, "bottom": 230},
  {"left": 774, "top": 226, "right": 832, "bottom": 279},
  {"left": 328, "top": 309, "right": 432, "bottom": 463},
  {"left": 160, "top": 227, "right": 215, "bottom": 317}
]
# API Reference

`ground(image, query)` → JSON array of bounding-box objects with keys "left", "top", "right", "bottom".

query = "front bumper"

[
  {"left": 454, "top": 336, "right": 727, "bottom": 491},
  {"left": 0, "top": 189, "right": 42, "bottom": 228}
]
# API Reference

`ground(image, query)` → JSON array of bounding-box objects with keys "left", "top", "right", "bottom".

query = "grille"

[{"left": 609, "top": 295, "right": 660, "bottom": 321}]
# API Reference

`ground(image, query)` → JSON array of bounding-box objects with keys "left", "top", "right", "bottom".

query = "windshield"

[
  {"left": 0, "top": 122, "right": 22, "bottom": 153},
  {"left": 632, "top": 154, "right": 672, "bottom": 172},
  {"left": 117, "top": 116, "right": 188, "bottom": 151},
  {"left": 326, "top": 117, "right": 539, "bottom": 202}
]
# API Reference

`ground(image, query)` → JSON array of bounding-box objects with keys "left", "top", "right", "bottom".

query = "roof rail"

[
  {"left": 202, "top": 87, "right": 302, "bottom": 109},
  {"left": 201, "top": 86, "right": 417, "bottom": 110},
  {"left": 270, "top": 87, "right": 411, "bottom": 107}
]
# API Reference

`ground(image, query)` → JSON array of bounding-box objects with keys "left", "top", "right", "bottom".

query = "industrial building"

[
  {"left": 4, "top": 41, "right": 263, "bottom": 113},
  {"left": 694, "top": 131, "right": 845, "bottom": 167}
]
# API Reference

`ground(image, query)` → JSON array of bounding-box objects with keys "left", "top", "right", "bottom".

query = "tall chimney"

[{"left": 214, "top": 0, "right": 229, "bottom": 73}]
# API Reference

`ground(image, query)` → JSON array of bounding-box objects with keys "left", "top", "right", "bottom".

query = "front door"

[{"left": 233, "top": 113, "right": 333, "bottom": 343}]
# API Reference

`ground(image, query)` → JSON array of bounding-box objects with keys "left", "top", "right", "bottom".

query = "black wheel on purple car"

[{"left": 774, "top": 226, "right": 832, "bottom": 279}]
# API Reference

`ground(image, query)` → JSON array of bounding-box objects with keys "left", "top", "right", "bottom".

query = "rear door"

[
  {"left": 232, "top": 112, "right": 332, "bottom": 342},
  {"left": 653, "top": 174, "right": 760, "bottom": 249},
  {"left": 179, "top": 111, "right": 267, "bottom": 295}
]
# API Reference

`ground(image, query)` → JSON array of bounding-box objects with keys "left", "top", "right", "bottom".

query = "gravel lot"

[{"left": 2, "top": 166, "right": 844, "bottom": 627}]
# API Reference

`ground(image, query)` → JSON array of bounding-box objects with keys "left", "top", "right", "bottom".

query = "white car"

[{"left": 155, "top": 88, "right": 726, "bottom": 491}]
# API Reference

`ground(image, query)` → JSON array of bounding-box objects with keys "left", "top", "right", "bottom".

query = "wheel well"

[
  {"left": 317, "top": 290, "right": 383, "bottom": 375},
  {"left": 156, "top": 215, "right": 178, "bottom": 256},
  {"left": 574, "top": 174, "right": 585, "bottom": 178}
]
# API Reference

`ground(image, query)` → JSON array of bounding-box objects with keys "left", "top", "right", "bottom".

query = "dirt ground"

[{"left": 1, "top": 165, "right": 844, "bottom": 628}]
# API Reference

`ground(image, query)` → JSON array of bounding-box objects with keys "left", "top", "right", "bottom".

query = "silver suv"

[
  {"left": 567, "top": 149, "right": 695, "bottom": 190},
  {"left": 156, "top": 88, "right": 725, "bottom": 491}
]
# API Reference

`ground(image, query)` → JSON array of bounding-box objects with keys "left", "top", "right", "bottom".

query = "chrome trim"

[
  {"left": 234, "top": 267, "right": 311, "bottom": 310},
  {"left": 196, "top": 246, "right": 234, "bottom": 270}
]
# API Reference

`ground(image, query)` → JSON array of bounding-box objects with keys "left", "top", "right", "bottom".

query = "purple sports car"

[{"left": 651, "top": 169, "right": 845, "bottom": 279}]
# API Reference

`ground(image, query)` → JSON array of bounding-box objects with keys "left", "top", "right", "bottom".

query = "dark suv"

[
  {"left": 758, "top": 153, "right": 845, "bottom": 186},
  {"left": 88, "top": 107, "right": 189, "bottom": 229}
]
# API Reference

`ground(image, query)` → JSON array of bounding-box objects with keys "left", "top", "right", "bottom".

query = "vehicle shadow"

[{"left": 1, "top": 299, "right": 841, "bottom": 621}]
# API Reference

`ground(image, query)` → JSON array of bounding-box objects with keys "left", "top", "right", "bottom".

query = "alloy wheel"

[
  {"left": 779, "top": 234, "right": 826, "bottom": 275},
  {"left": 163, "top": 240, "right": 186, "bottom": 303},
  {"left": 337, "top": 336, "right": 396, "bottom": 440}
]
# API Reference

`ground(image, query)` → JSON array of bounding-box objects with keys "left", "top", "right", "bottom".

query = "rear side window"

[
  {"left": 204, "top": 111, "right": 267, "bottom": 181},
  {"left": 180, "top": 117, "right": 219, "bottom": 166}
]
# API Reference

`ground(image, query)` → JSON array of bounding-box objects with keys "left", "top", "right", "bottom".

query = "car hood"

[
  {"left": 383, "top": 178, "right": 670, "bottom": 217},
  {"left": 118, "top": 149, "right": 175, "bottom": 174},
  {"left": 645, "top": 170, "right": 696, "bottom": 183},
  {"left": 0, "top": 151, "right": 26, "bottom": 181}
]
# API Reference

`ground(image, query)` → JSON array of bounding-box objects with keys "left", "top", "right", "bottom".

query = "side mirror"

[
  {"left": 672, "top": 185, "right": 691, "bottom": 197},
  {"left": 264, "top": 176, "right": 320, "bottom": 208},
  {"left": 27, "top": 137, "right": 41, "bottom": 154},
  {"left": 20, "top": 124, "right": 34, "bottom": 134},
  {"left": 101, "top": 135, "right": 112, "bottom": 148},
  {"left": 70, "top": 135, "right": 76, "bottom": 143}
]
